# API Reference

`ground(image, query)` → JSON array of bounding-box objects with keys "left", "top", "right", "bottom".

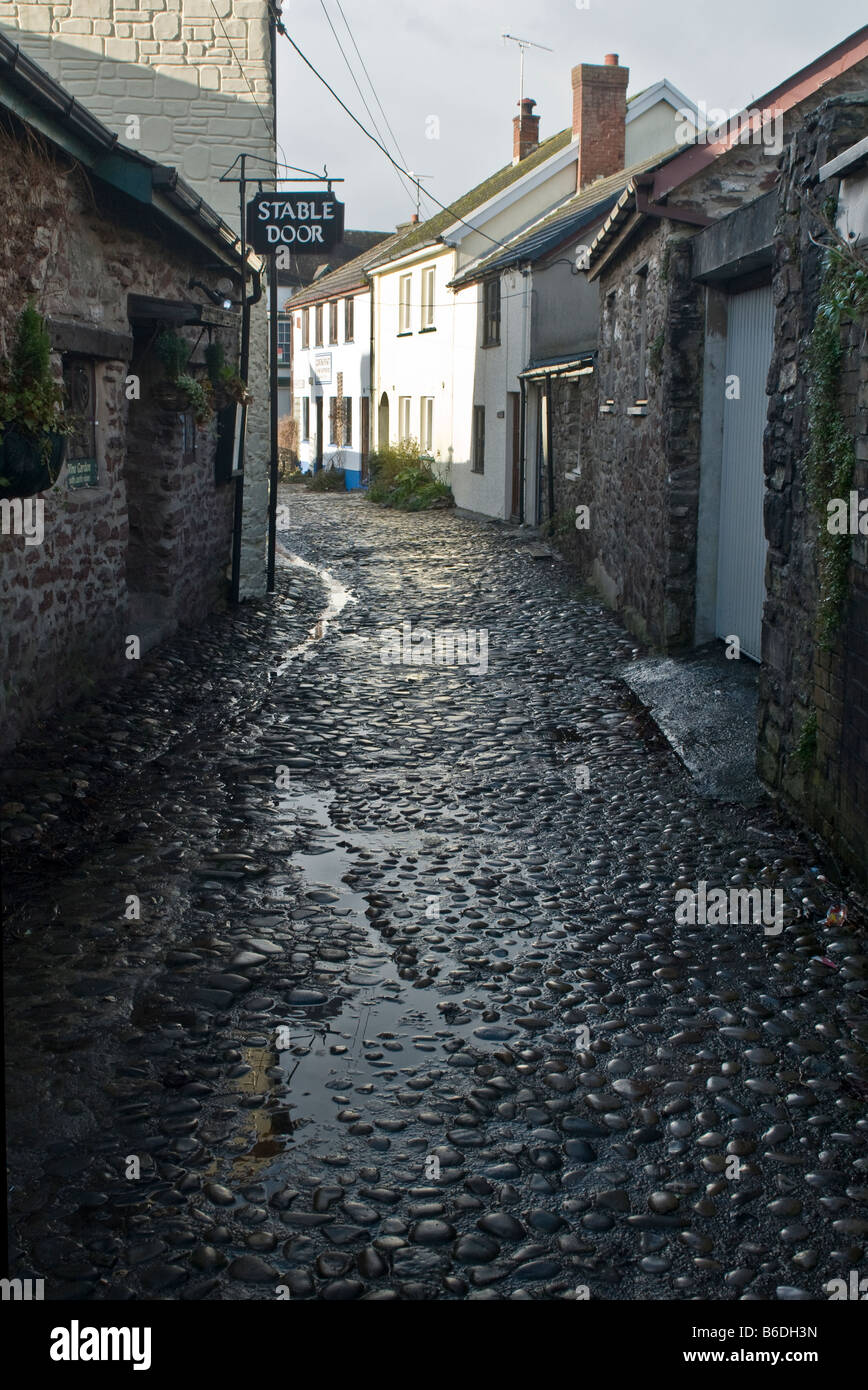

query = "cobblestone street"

[{"left": 3, "top": 491, "right": 867, "bottom": 1302}]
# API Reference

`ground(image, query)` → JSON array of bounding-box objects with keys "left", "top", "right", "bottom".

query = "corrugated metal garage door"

[{"left": 715, "top": 283, "right": 774, "bottom": 661}]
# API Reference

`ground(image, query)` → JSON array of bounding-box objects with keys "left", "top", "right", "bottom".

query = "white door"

[{"left": 715, "top": 284, "right": 774, "bottom": 661}]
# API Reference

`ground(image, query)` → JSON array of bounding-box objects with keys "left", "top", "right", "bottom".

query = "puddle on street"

[
  {"left": 275, "top": 549, "right": 356, "bottom": 667},
  {"left": 227, "top": 777, "right": 532, "bottom": 1177}
]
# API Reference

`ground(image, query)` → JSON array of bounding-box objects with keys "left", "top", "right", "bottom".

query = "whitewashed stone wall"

[{"left": 0, "top": 0, "right": 275, "bottom": 597}]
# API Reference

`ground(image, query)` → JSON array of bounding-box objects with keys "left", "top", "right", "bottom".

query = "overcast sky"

[{"left": 275, "top": 0, "right": 866, "bottom": 230}]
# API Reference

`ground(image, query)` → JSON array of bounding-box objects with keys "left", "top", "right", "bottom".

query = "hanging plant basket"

[
  {"left": 0, "top": 300, "right": 70, "bottom": 497},
  {"left": 0, "top": 425, "right": 65, "bottom": 499},
  {"left": 152, "top": 379, "right": 193, "bottom": 413},
  {"left": 219, "top": 375, "right": 253, "bottom": 408}
]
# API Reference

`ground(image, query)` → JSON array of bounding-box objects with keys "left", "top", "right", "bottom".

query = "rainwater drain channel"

[{"left": 227, "top": 549, "right": 554, "bottom": 1183}]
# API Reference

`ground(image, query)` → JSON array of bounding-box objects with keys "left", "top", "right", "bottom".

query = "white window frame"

[
  {"left": 421, "top": 267, "right": 435, "bottom": 329},
  {"left": 420, "top": 396, "right": 434, "bottom": 452},
  {"left": 398, "top": 395, "right": 412, "bottom": 441},
  {"left": 398, "top": 274, "right": 412, "bottom": 334}
]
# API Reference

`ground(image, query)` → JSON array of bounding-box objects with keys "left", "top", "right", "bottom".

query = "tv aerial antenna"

[
  {"left": 407, "top": 172, "right": 433, "bottom": 219},
  {"left": 502, "top": 33, "right": 553, "bottom": 106}
]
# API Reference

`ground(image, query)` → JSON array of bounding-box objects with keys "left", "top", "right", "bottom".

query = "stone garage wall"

[
  {"left": 0, "top": 118, "right": 235, "bottom": 750},
  {"left": 564, "top": 67, "right": 868, "bottom": 653},
  {"left": 757, "top": 94, "right": 868, "bottom": 886},
  {"left": 0, "top": 0, "right": 275, "bottom": 598},
  {"left": 570, "top": 221, "right": 701, "bottom": 649},
  {"left": 547, "top": 369, "right": 598, "bottom": 567}
]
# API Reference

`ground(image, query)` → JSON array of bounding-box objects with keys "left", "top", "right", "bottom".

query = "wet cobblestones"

[{"left": 3, "top": 491, "right": 867, "bottom": 1301}]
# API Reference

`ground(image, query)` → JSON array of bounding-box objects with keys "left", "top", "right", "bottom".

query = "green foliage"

[
  {"left": 176, "top": 372, "right": 214, "bottom": 427},
  {"left": 204, "top": 340, "right": 225, "bottom": 383},
  {"left": 0, "top": 300, "right": 68, "bottom": 476},
  {"left": 307, "top": 465, "right": 346, "bottom": 492},
  {"left": 204, "top": 339, "right": 251, "bottom": 405},
  {"left": 817, "top": 244, "right": 868, "bottom": 327},
  {"left": 155, "top": 330, "right": 189, "bottom": 382},
  {"left": 367, "top": 439, "right": 453, "bottom": 511},
  {"left": 11, "top": 299, "right": 51, "bottom": 387},
  {"left": 795, "top": 707, "right": 818, "bottom": 771},
  {"left": 805, "top": 249, "right": 862, "bottom": 647},
  {"left": 155, "top": 333, "right": 217, "bottom": 425},
  {"left": 548, "top": 504, "right": 576, "bottom": 538}
]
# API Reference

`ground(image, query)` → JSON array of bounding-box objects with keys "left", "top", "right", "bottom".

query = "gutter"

[
  {"left": 368, "top": 270, "right": 375, "bottom": 480},
  {"left": 518, "top": 376, "right": 527, "bottom": 524},
  {"left": 0, "top": 31, "right": 251, "bottom": 272},
  {"left": 820, "top": 133, "right": 868, "bottom": 181},
  {"left": 519, "top": 357, "right": 594, "bottom": 380},
  {"left": 287, "top": 276, "right": 369, "bottom": 311}
]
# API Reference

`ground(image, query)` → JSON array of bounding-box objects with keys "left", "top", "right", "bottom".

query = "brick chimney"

[
  {"left": 571, "top": 53, "right": 629, "bottom": 188},
  {"left": 513, "top": 97, "right": 540, "bottom": 164}
]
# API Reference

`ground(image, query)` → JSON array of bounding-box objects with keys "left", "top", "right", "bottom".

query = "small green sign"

[{"left": 66, "top": 455, "right": 99, "bottom": 489}]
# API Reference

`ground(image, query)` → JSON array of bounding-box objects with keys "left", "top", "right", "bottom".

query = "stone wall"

[
  {"left": 758, "top": 94, "right": 868, "bottom": 886},
  {"left": 0, "top": 118, "right": 236, "bottom": 750},
  {"left": 575, "top": 115, "right": 799, "bottom": 649},
  {"left": 547, "top": 370, "right": 597, "bottom": 566},
  {"left": 0, "top": 0, "right": 275, "bottom": 597},
  {"left": 124, "top": 327, "right": 234, "bottom": 628},
  {"left": 570, "top": 221, "right": 698, "bottom": 647},
  {"left": 561, "top": 66, "right": 868, "bottom": 652}
]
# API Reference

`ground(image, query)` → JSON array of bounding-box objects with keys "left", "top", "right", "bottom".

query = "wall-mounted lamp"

[{"left": 189, "top": 278, "right": 234, "bottom": 310}]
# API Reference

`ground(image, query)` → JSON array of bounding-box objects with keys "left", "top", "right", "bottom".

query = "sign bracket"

[{"left": 217, "top": 153, "right": 346, "bottom": 598}]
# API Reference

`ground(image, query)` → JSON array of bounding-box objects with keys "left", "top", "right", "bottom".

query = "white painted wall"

[
  {"left": 454, "top": 156, "right": 578, "bottom": 267},
  {"left": 372, "top": 247, "right": 460, "bottom": 478},
  {"left": 370, "top": 90, "right": 692, "bottom": 523},
  {"left": 626, "top": 101, "right": 683, "bottom": 164},
  {"left": 837, "top": 167, "right": 868, "bottom": 247},
  {"left": 290, "top": 288, "right": 372, "bottom": 479},
  {"left": 450, "top": 269, "right": 530, "bottom": 518}
]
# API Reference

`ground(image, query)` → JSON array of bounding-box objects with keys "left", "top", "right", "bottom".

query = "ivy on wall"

[{"left": 805, "top": 234, "right": 867, "bottom": 648}]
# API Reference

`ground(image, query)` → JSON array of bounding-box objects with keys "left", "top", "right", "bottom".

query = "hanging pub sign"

[{"left": 246, "top": 192, "right": 345, "bottom": 254}]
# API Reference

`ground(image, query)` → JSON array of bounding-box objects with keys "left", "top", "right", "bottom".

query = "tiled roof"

[
  {"left": 286, "top": 231, "right": 404, "bottom": 306},
  {"left": 450, "top": 150, "right": 677, "bottom": 286},
  {"left": 276, "top": 229, "right": 391, "bottom": 287},
  {"left": 368, "top": 127, "right": 576, "bottom": 268}
]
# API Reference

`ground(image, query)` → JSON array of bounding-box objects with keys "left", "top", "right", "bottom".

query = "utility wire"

[
  {"left": 273, "top": 16, "right": 526, "bottom": 254},
  {"left": 332, "top": 0, "right": 430, "bottom": 214},
  {"left": 317, "top": 0, "right": 418, "bottom": 215}
]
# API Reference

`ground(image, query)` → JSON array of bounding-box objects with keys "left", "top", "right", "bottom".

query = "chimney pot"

[
  {"left": 604, "top": 53, "right": 619, "bottom": 65},
  {"left": 513, "top": 96, "right": 540, "bottom": 164}
]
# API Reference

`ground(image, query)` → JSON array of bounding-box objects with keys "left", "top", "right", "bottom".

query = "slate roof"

[
  {"left": 449, "top": 150, "right": 678, "bottom": 287},
  {"left": 277, "top": 229, "right": 391, "bottom": 289},
  {"left": 368, "top": 127, "right": 576, "bottom": 268},
  {"left": 286, "top": 230, "right": 405, "bottom": 307}
]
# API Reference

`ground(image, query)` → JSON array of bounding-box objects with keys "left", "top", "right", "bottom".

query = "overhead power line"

[
  {"left": 332, "top": 0, "right": 427, "bottom": 211},
  {"left": 317, "top": 0, "right": 418, "bottom": 214},
  {"left": 272, "top": 15, "right": 523, "bottom": 254}
]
